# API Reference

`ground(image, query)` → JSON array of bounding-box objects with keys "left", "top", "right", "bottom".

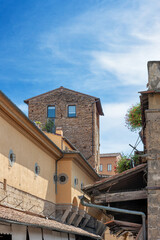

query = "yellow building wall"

[
  {"left": 44, "top": 132, "right": 73, "bottom": 151},
  {"left": 71, "top": 161, "right": 94, "bottom": 206},
  {"left": 71, "top": 161, "right": 104, "bottom": 219},
  {"left": 56, "top": 158, "right": 72, "bottom": 204},
  {"left": 0, "top": 116, "right": 56, "bottom": 203}
]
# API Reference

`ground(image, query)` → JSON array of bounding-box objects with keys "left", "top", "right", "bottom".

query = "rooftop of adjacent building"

[{"left": 100, "top": 153, "right": 121, "bottom": 158}]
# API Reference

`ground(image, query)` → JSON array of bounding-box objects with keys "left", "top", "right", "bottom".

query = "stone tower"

[{"left": 24, "top": 87, "right": 104, "bottom": 171}]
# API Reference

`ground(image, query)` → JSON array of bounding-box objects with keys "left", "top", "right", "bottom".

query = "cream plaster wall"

[{"left": 0, "top": 116, "right": 56, "bottom": 203}]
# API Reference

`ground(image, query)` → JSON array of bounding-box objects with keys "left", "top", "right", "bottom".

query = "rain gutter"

[
  {"left": 79, "top": 196, "right": 146, "bottom": 240},
  {"left": 55, "top": 155, "right": 64, "bottom": 194}
]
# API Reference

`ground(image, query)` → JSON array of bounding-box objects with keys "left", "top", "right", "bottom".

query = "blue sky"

[{"left": 1, "top": 0, "right": 160, "bottom": 154}]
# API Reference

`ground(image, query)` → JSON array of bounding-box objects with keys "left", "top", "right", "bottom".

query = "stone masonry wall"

[
  {"left": 27, "top": 88, "right": 100, "bottom": 169},
  {"left": 0, "top": 181, "right": 56, "bottom": 218},
  {"left": 145, "top": 110, "right": 160, "bottom": 240}
]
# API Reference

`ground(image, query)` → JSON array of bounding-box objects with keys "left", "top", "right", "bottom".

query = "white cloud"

[
  {"left": 100, "top": 102, "right": 143, "bottom": 154},
  {"left": 101, "top": 102, "right": 129, "bottom": 130},
  {"left": 39, "top": 0, "right": 160, "bottom": 89}
]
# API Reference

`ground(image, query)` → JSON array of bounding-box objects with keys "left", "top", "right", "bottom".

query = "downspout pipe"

[
  {"left": 55, "top": 155, "right": 64, "bottom": 194},
  {"left": 79, "top": 196, "right": 146, "bottom": 240}
]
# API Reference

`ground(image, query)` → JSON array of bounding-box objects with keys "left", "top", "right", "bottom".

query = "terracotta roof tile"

[{"left": 0, "top": 205, "right": 101, "bottom": 239}]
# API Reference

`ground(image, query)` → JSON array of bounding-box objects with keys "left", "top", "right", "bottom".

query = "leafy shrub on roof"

[{"left": 42, "top": 118, "right": 55, "bottom": 133}]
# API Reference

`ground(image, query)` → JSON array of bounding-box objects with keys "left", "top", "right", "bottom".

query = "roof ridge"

[{"left": 24, "top": 86, "right": 98, "bottom": 104}]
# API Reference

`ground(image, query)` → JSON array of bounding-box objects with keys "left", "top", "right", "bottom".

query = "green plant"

[
  {"left": 115, "top": 154, "right": 141, "bottom": 173},
  {"left": 125, "top": 103, "right": 142, "bottom": 132},
  {"left": 115, "top": 154, "right": 131, "bottom": 173},
  {"left": 42, "top": 119, "right": 55, "bottom": 133},
  {"left": 34, "top": 121, "right": 42, "bottom": 129}
]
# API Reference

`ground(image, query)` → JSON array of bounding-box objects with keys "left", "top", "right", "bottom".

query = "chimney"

[
  {"left": 148, "top": 61, "right": 160, "bottom": 91},
  {"left": 56, "top": 127, "right": 63, "bottom": 136}
]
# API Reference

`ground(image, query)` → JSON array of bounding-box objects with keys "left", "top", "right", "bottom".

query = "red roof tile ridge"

[{"left": 0, "top": 204, "right": 101, "bottom": 239}]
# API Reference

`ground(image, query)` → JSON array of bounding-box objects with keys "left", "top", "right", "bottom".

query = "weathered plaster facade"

[
  {"left": 141, "top": 61, "right": 160, "bottom": 240},
  {"left": 145, "top": 109, "right": 160, "bottom": 239}
]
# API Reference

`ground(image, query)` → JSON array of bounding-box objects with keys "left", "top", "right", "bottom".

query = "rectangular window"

[
  {"left": 68, "top": 105, "right": 76, "bottom": 117},
  {"left": 47, "top": 106, "right": 55, "bottom": 118},
  {"left": 107, "top": 164, "right": 112, "bottom": 171},
  {"left": 99, "top": 164, "right": 103, "bottom": 172}
]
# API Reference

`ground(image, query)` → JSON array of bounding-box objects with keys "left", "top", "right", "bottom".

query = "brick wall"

[
  {"left": 0, "top": 181, "right": 56, "bottom": 218},
  {"left": 27, "top": 88, "right": 100, "bottom": 170}
]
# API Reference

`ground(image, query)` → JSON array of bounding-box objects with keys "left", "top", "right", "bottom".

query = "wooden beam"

[
  {"left": 113, "top": 220, "right": 141, "bottom": 228},
  {"left": 94, "top": 189, "right": 147, "bottom": 203},
  {"left": 81, "top": 214, "right": 90, "bottom": 228},
  {"left": 74, "top": 210, "right": 85, "bottom": 227},
  {"left": 61, "top": 207, "right": 72, "bottom": 223},
  {"left": 67, "top": 208, "right": 78, "bottom": 225}
]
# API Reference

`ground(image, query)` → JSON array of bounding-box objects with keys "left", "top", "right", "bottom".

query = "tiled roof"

[{"left": 0, "top": 205, "right": 101, "bottom": 239}]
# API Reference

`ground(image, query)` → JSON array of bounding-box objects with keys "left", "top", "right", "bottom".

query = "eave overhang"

[{"left": 0, "top": 91, "right": 63, "bottom": 159}]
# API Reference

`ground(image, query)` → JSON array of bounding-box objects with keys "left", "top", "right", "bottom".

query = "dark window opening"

[
  {"left": 9, "top": 150, "right": 16, "bottom": 167},
  {"left": 0, "top": 234, "right": 12, "bottom": 240},
  {"left": 35, "top": 163, "right": 40, "bottom": 176},
  {"left": 68, "top": 105, "right": 76, "bottom": 118},
  {"left": 47, "top": 106, "right": 55, "bottom": 118},
  {"left": 59, "top": 175, "right": 66, "bottom": 183},
  {"left": 58, "top": 173, "right": 68, "bottom": 184}
]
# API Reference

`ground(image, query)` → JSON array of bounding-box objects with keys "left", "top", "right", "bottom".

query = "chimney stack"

[
  {"left": 56, "top": 127, "right": 63, "bottom": 136},
  {"left": 148, "top": 61, "right": 160, "bottom": 91}
]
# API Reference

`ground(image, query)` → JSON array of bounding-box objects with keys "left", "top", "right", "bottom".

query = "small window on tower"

[
  {"left": 47, "top": 106, "right": 55, "bottom": 118},
  {"left": 68, "top": 105, "right": 76, "bottom": 118}
]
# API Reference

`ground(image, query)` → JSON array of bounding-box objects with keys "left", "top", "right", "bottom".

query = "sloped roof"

[
  {"left": 24, "top": 86, "right": 104, "bottom": 115},
  {"left": 0, "top": 205, "right": 101, "bottom": 239},
  {"left": 83, "top": 164, "right": 147, "bottom": 193}
]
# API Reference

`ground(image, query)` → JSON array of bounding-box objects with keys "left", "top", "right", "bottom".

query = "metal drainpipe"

[
  {"left": 55, "top": 155, "right": 64, "bottom": 194},
  {"left": 79, "top": 196, "right": 146, "bottom": 240}
]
